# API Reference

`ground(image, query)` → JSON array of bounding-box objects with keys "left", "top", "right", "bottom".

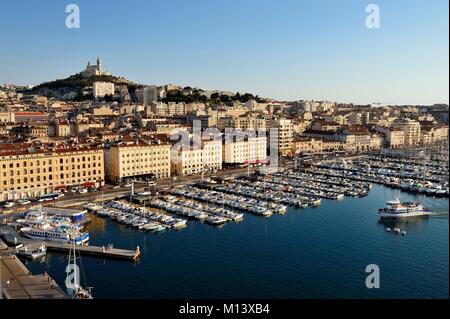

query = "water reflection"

[
  {"left": 377, "top": 216, "right": 430, "bottom": 231},
  {"left": 85, "top": 213, "right": 107, "bottom": 233}
]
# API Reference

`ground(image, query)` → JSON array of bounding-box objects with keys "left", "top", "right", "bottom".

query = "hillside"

[{"left": 30, "top": 73, "right": 139, "bottom": 101}]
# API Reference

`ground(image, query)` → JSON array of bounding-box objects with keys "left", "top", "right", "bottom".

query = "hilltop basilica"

[{"left": 80, "top": 56, "right": 111, "bottom": 78}]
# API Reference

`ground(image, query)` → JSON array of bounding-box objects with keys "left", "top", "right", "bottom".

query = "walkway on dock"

[
  {"left": 0, "top": 255, "right": 66, "bottom": 299},
  {"left": 44, "top": 242, "right": 140, "bottom": 261}
]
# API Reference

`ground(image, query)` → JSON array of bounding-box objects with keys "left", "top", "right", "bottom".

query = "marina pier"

[
  {"left": 43, "top": 241, "right": 140, "bottom": 261},
  {"left": 0, "top": 225, "right": 140, "bottom": 262},
  {"left": 1, "top": 255, "right": 67, "bottom": 299}
]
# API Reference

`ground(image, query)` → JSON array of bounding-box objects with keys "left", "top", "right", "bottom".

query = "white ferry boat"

[
  {"left": 16, "top": 243, "right": 47, "bottom": 259},
  {"left": 20, "top": 224, "right": 90, "bottom": 245},
  {"left": 378, "top": 199, "right": 430, "bottom": 218}
]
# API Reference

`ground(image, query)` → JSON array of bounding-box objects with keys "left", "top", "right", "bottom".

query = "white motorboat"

[{"left": 379, "top": 199, "right": 430, "bottom": 218}]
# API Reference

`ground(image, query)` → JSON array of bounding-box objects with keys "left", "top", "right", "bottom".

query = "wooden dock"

[{"left": 0, "top": 255, "right": 67, "bottom": 299}]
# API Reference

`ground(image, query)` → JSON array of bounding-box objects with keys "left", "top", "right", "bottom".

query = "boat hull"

[
  {"left": 22, "top": 231, "right": 90, "bottom": 245},
  {"left": 378, "top": 211, "right": 430, "bottom": 218}
]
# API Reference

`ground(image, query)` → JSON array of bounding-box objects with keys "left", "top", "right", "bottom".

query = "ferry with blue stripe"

[{"left": 20, "top": 226, "right": 90, "bottom": 245}]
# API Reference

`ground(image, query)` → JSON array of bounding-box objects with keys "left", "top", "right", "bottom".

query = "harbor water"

[{"left": 24, "top": 184, "right": 448, "bottom": 298}]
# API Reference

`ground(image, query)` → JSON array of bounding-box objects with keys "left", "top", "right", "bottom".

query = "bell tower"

[{"left": 96, "top": 56, "right": 102, "bottom": 75}]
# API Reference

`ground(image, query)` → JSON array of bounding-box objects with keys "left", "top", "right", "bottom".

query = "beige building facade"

[
  {"left": 171, "top": 139, "right": 222, "bottom": 176},
  {"left": 223, "top": 136, "right": 267, "bottom": 164},
  {"left": 105, "top": 142, "right": 171, "bottom": 183},
  {"left": 270, "top": 118, "right": 293, "bottom": 156},
  {"left": 0, "top": 147, "right": 104, "bottom": 200}
]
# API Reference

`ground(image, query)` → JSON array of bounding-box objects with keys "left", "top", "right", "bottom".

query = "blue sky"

[{"left": 0, "top": 0, "right": 448, "bottom": 105}]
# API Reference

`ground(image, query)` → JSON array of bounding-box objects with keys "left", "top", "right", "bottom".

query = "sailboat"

[{"left": 65, "top": 231, "right": 93, "bottom": 299}]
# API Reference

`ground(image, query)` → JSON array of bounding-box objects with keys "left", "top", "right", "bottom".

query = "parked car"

[
  {"left": 3, "top": 201, "right": 15, "bottom": 208},
  {"left": 18, "top": 199, "right": 31, "bottom": 205}
]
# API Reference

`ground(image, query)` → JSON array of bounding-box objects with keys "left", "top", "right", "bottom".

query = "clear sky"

[{"left": 0, "top": 0, "right": 448, "bottom": 105}]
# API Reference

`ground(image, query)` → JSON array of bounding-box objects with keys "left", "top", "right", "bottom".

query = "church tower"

[{"left": 96, "top": 56, "right": 102, "bottom": 75}]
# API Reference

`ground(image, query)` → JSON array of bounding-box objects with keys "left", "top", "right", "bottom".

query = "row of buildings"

[
  {"left": 1, "top": 59, "right": 448, "bottom": 201},
  {"left": 0, "top": 132, "right": 268, "bottom": 200}
]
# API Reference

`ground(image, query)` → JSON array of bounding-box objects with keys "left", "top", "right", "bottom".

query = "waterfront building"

[
  {"left": 202, "top": 138, "right": 223, "bottom": 172},
  {"left": 374, "top": 126, "right": 405, "bottom": 148},
  {"left": 105, "top": 139, "right": 170, "bottom": 183},
  {"left": 223, "top": 134, "right": 267, "bottom": 164},
  {"left": 171, "top": 137, "right": 222, "bottom": 176},
  {"left": 0, "top": 145, "right": 104, "bottom": 200},
  {"left": 105, "top": 139, "right": 171, "bottom": 183},
  {"left": 340, "top": 127, "right": 372, "bottom": 151},
  {"left": 293, "top": 137, "right": 345, "bottom": 154}
]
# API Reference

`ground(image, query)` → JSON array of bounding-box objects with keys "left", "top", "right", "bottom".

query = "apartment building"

[
  {"left": 218, "top": 115, "right": 267, "bottom": 131},
  {"left": 293, "top": 138, "right": 346, "bottom": 154},
  {"left": 223, "top": 135, "right": 267, "bottom": 164},
  {"left": 374, "top": 126, "right": 405, "bottom": 148},
  {"left": 171, "top": 138, "right": 222, "bottom": 176},
  {"left": 105, "top": 141, "right": 171, "bottom": 183},
  {"left": 149, "top": 102, "right": 186, "bottom": 116},
  {"left": 0, "top": 145, "right": 104, "bottom": 200},
  {"left": 392, "top": 118, "right": 421, "bottom": 146},
  {"left": 420, "top": 122, "right": 449, "bottom": 144},
  {"left": 269, "top": 118, "right": 293, "bottom": 156},
  {"left": 311, "top": 120, "right": 341, "bottom": 132}
]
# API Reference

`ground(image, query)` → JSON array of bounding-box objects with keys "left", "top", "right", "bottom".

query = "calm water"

[{"left": 25, "top": 185, "right": 449, "bottom": 299}]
